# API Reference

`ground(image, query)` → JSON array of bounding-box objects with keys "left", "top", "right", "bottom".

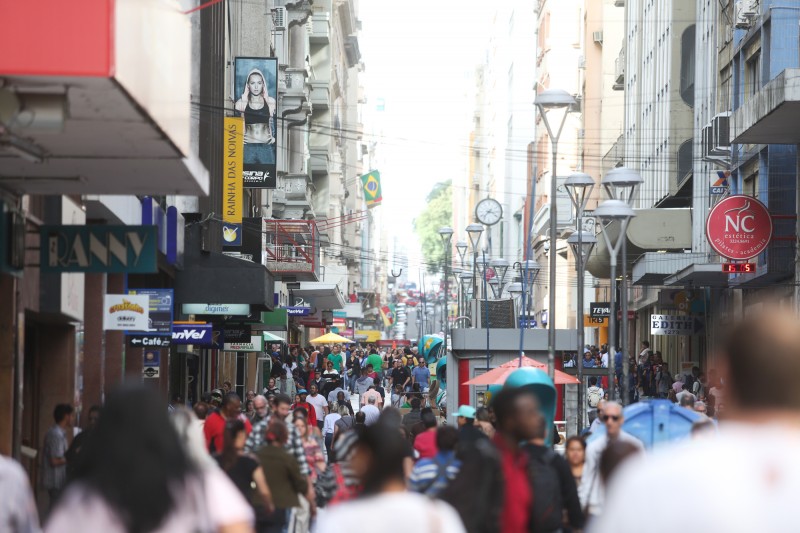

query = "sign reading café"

[{"left": 706, "top": 195, "right": 772, "bottom": 261}]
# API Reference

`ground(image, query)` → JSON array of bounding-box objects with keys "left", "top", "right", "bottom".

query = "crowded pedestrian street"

[{"left": 2, "top": 0, "right": 800, "bottom": 532}]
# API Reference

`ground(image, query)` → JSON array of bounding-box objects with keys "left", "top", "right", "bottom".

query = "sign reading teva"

[
  {"left": 104, "top": 294, "right": 150, "bottom": 331},
  {"left": 223, "top": 335, "right": 264, "bottom": 352},
  {"left": 706, "top": 195, "right": 772, "bottom": 260},
  {"left": 41, "top": 225, "right": 158, "bottom": 273},
  {"left": 590, "top": 302, "right": 611, "bottom": 318},
  {"left": 650, "top": 314, "right": 704, "bottom": 336},
  {"left": 182, "top": 303, "right": 250, "bottom": 316}
]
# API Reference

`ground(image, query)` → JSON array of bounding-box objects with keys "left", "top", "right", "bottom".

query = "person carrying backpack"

[
  {"left": 587, "top": 377, "right": 604, "bottom": 424},
  {"left": 409, "top": 426, "right": 462, "bottom": 497},
  {"left": 524, "top": 417, "right": 584, "bottom": 533}
]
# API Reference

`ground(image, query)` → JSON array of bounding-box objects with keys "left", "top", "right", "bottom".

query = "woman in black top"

[{"left": 216, "top": 419, "right": 274, "bottom": 519}]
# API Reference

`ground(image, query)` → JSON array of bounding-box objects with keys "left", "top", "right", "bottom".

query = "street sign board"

[
  {"left": 286, "top": 306, "right": 311, "bottom": 316},
  {"left": 128, "top": 335, "right": 171, "bottom": 348},
  {"left": 127, "top": 288, "right": 173, "bottom": 335},
  {"left": 142, "top": 367, "right": 160, "bottom": 379},
  {"left": 706, "top": 195, "right": 772, "bottom": 260},
  {"left": 223, "top": 335, "right": 264, "bottom": 352},
  {"left": 650, "top": 314, "right": 704, "bottom": 336},
  {"left": 590, "top": 302, "right": 611, "bottom": 317},
  {"left": 584, "top": 315, "right": 607, "bottom": 327},
  {"left": 182, "top": 303, "right": 250, "bottom": 315}
]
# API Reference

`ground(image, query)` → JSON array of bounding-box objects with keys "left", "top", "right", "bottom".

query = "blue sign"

[
  {"left": 519, "top": 317, "right": 538, "bottom": 328},
  {"left": 709, "top": 186, "right": 728, "bottom": 195},
  {"left": 172, "top": 323, "right": 214, "bottom": 345},
  {"left": 166, "top": 206, "right": 185, "bottom": 268},
  {"left": 128, "top": 289, "right": 174, "bottom": 335},
  {"left": 41, "top": 225, "right": 158, "bottom": 273},
  {"left": 143, "top": 349, "right": 161, "bottom": 367},
  {"left": 222, "top": 222, "right": 242, "bottom": 247},
  {"left": 286, "top": 306, "right": 311, "bottom": 316}
]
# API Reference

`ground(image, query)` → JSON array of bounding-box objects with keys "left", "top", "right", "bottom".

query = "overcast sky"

[{"left": 359, "top": 2, "right": 493, "bottom": 274}]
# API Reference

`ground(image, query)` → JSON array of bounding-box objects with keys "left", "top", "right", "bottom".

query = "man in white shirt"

[
  {"left": 306, "top": 384, "right": 329, "bottom": 430},
  {"left": 579, "top": 401, "right": 643, "bottom": 518},
  {"left": 591, "top": 309, "right": 800, "bottom": 533}
]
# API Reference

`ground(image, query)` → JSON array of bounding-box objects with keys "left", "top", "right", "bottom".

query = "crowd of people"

[{"left": 6, "top": 308, "right": 800, "bottom": 532}]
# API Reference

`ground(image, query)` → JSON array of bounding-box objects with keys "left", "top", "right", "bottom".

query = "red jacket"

[{"left": 204, "top": 411, "right": 252, "bottom": 453}]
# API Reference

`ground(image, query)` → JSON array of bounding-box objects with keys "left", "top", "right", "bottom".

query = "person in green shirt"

[
  {"left": 367, "top": 352, "right": 383, "bottom": 381},
  {"left": 327, "top": 344, "right": 344, "bottom": 373}
]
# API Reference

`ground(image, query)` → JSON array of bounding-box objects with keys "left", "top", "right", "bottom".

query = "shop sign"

[
  {"left": 128, "top": 288, "right": 173, "bottom": 335},
  {"left": 143, "top": 349, "right": 160, "bottom": 367},
  {"left": 706, "top": 195, "right": 772, "bottom": 260},
  {"left": 128, "top": 335, "right": 171, "bottom": 348},
  {"left": 224, "top": 335, "right": 264, "bottom": 352},
  {"left": 182, "top": 303, "right": 250, "bottom": 315},
  {"left": 590, "top": 302, "right": 611, "bottom": 317},
  {"left": 224, "top": 325, "right": 252, "bottom": 343},
  {"left": 104, "top": 294, "right": 150, "bottom": 331},
  {"left": 286, "top": 306, "right": 311, "bottom": 316},
  {"left": 41, "top": 225, "right": 158, "bottom": 273},
  {"left": 172, "top": 323, "right": 213, "bottom": 345},
  {"left": 584, "top": 315, "right": 607, "bottom": 327},
  {"left": 650, "top": 314, "right": 704, "bottom": 336},
  {"left": 142, "top": 367, "right": 160, "bottom": 379}
]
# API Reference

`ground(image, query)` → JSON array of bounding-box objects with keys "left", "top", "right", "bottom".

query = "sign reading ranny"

[
  {"left": 41, "top": 226, "right": 158, "bottom": 273},
  {"left": 705, "top": 195, "right": 772, "bottom": 261}
]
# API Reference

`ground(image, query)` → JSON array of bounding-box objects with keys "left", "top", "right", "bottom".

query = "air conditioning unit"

[
  {"left": 592, "top": 31, "right": 603, "bottom": 44},
  {"left": 734, "top": 0, "right": 757, "bottom": 29},
  {"left": 741, "top": 0, "right": 758, "bottom": 17},
  {"left": 470, "top": 299, "right": 518, "bottom": 329},
  {"left": 710, "top": 112, "right": 731, "bottom": 155},
  {"left": 273, "top": 6, "right": 287, "bottom": 29}
]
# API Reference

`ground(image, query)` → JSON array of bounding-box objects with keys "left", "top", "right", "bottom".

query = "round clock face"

[{"left": 476, "top": 198, "right": 502, "bottom": 226}]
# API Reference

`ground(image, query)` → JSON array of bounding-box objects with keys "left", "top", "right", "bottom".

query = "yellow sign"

[
  {"left": 223, "top": 117, "right": 243, "bottom": 223},
  {"left": 584, "top": 314, "right": 608, "bottom": 327},
  {"left": 356, "top": 330, "right": 382, "bottom": 343}
]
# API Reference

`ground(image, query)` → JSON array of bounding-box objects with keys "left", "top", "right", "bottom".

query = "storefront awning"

[
  {"left": 664, "top": 263, "right": 730, "bottom": 288},
  {"left": 287, "top": 282, "right": 346, "bottom": 313},
  {"left": 175, "top": 225, "right": 274, "bottom": 313}
]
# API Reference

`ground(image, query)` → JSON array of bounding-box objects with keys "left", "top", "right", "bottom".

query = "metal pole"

[
  {"left": 483, "top": 251, "right": 490, "bottom": 372},
  {"left": 621, "top": 238, "right": 629, "bottom": 405},
  {"left": 608, "top": 259, "right": 617, "bottom": 401},
  {"left": 547, "top": 139, "right": 558, "bottom": 380},
  {"left": 576, "top": 216, "right": 585, "bottom": 431},
  {"left": 443, "top": 248, "right": 448, "bottom": 352}
]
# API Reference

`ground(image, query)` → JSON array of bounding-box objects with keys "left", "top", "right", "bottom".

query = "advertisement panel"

[
  {"left": 224, "top": 335, "right": 264, "bottom": 352},
  {"left": 127, "top": 288, "right": 173, "bottom": 335},
  {"left": 223, "top": 116, "right": 244, "bottom": 247},
  {"left": 234, "top": 57, "right": 278, "bottom": 189},
  {"left": 706, "top": 195, "right": 772, "bottom": 260},
  {"left": 41, "top": 225, "right": 158, "bottom": 273},
  {"left": 103, "top": 294, "right": 150, "bottom": 331},
  {"left": 172, "top": 323, "right": 214, "bottom": 345}
]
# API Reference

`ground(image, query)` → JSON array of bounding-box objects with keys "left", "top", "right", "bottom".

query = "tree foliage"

[{"left": 413, "top": 181, "right": 452, "bottom": 274}]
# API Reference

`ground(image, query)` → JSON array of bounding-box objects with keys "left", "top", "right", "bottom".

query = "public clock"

[{"left": 475, "top": 198, "right": 503, "bottom": 226}]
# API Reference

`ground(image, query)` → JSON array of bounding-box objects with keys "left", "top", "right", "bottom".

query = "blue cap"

[
  {"left": 453, "top": 405, "right": 476, "bottom": 419},
  {"left": 298, "top": 389, "right": 308, "bottom": 395}
]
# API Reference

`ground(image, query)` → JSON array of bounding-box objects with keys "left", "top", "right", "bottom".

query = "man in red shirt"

[
  {"left": 293, "top": 389, "right": 318, "bottom": 428},
  {"left": 412, "top": 409, "right": 439, "bottom": 459},
  {"left": 491, "top": 387, "right": 540, "bottom": 533},
  {"left": 204, "top": 392, "right": 252, "bottom": 453}
]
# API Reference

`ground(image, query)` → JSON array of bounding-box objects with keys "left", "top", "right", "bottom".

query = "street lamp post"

[
  {"left": 536, "top": 88, "right": 577, "bottom": 380},
  {"left": 567, "top": 230, "right": 596, "bottom": 431},
  {"left": 564, "top": 172, "right": 596, "bottom": 432},
  {"left": 438, "top": 227, "right": 454, "bottom": 354},
  {"left": 600, "top": 167, "right": 643, "bottom": 405},
  {"left": 465, "top": 224, "right": 484, "bottom": 302},
  {"left": 595, "top": 199, "right": 636, "bottom": 402},
  {"left": 455, "top": 240, "right": 468, "bottom": 268},
  {"left": 513, "top": 259, "right": 542, "bottom": 366}
]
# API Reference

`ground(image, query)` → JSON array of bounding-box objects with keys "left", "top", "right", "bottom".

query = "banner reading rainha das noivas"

[
  {"left": 234, "top": 57, "right": 278, "bottom": 189},
  {"left": 223, "top": 116, "right": 243, "bottom": 247},
  {"left": 361, "top": 170, "right": 382, "bottom": 208}
]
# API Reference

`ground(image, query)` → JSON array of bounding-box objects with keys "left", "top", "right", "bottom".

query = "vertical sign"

[
  {"left": 233, "top": 57, "right": 278, "bottom": 189},
  {"left": 223, "top": 116, "right": 244, "bottom": 246}
]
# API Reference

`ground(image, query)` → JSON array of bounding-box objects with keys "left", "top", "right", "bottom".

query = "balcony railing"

[{"left": 264, "top": 219, "right": 320, "bottom": 281}]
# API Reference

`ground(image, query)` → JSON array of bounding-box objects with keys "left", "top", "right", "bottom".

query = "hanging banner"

[
  {"left": 103, "top": 294, "right": 150, "bottom": 331},
  {"left": 234, "top": 57, "right": 278, "bottom": 188},
  {"left": 223, "top": 116, "right": 244, "bottom": 246},
  {"left": 706, "top": 195, "right": 772, "bottom": 260},
  {"left": 127, "top": 288, "right": 174, "bottom": 335},
  {"left": 361, "top": 170, "right": 382, "bottom": 208},
  {"left": 41, "top": 225, "right": 158, "bottom": 273}
]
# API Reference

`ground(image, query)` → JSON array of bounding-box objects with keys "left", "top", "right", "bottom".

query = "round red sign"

[{"left": 706, "top": 195, "right": 772, "bottom": 260}]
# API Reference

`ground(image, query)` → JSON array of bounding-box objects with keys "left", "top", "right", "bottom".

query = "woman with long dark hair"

[
  {"left": 216, "top": 419, "right": 275, "bottom": 523},
  {"left": 316, "top": 421, "right": 465, "bottom": 533},
  {"left": 45, "top": 385, "right": 254, "bottom": 533}
]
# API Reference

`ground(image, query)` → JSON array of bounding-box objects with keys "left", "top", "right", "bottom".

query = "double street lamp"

[
  {"left": 564, "top": 172, "right": 596, "bottom": 432},
  {"left": 438, "top": 227, "right": 454, "bottom": 352},
  {"left": 600, "top": 167, "right": 643, "bottom": 405},
  {"left": 536, "top": 88, "right": 577, "bottom": 380},
  {"left": 465, "top": 224, "right": 484, "bottom": 301},
  {"left": 513, "top": 258, "right": 542, "bottom": 366}
]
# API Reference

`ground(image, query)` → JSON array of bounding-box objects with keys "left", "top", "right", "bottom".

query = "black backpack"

[{"left": 527, "top": 447, "right": 563, "bottom": 533}]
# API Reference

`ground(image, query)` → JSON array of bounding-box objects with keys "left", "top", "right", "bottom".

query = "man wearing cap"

[
  {"left": 293, "top": 389, "right": 318, "bottom": 428},
  {"left": 454, "top": 405, "right": 486, "bottom": 445}
]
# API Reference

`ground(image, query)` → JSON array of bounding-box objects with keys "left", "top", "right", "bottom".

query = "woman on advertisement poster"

[
  {"left": 234, "top": 68, "right": 276, "bottom": 148},
  {"left": 233, "top": 58, "right": 278, "bottom": 188}
]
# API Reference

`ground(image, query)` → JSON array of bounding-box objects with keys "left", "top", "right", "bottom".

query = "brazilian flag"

[{"left": 361, "top": 171, "right": 382, "bottom": 208}]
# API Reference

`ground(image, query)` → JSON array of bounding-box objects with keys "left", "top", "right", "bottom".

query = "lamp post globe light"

[
  {"left": 536, "top": 88, "right": 577, "bottom": 380},
  {"left": 594, "top": 199, "right": 636, "bottom": 402},
  {"left": 489, "top": 258, "right": 510, "bottom": 288},
  {"left": 567, "top": 230, "right": 597, "bottom": 431},
  {"left": 465, "top": 224, "right": 484, "bottom": 302},
  {"left": 455, "top": 240, "right": 468, "bottom": 267},
  {"left": 601, "top": 167, "right": 642, "bottom": 405},
  {"left": 438, "top": 227, "right": 454, "bottom": 353},
  {"left": 513, "top": 258, "right": 542, "bottom": 366}
]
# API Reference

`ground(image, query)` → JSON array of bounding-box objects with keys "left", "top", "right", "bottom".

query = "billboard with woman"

[{"left": 233, "top": 57, "right": 278, "bottom": 188}]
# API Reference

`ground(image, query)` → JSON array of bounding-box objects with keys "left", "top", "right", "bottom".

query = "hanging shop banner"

[
  {"left": 706, "top": 195, "right": 772, "bottom": 260},
  {"left": 361, "top": 170, "right": 383, "bottom": 208},
  {"left": 224, "top": 324, "right": 252, "bottom": 344},
  {"left": 103, "top": 294, "right": 150, "bottom": 331},
  {"left": 234, "top": 57, "right": 278, "bottom": 189},
  {"left": 223, "top": 116, "right": 244, "bottom": 247},
  {"left": 127, "top": 288, "right": 173, "bottom": 335},
  {"left": 650, "top": 314, "right": 705, "bottom": 336},
  {"left": 224, "top": 335, "right": 264, "bottom": 352},
  {"left": 181, "top": 303, "right": 251, "bottom": 316},
  {"left": 709, "top": 170, "right": 730, "bottom": 196},
  {"left": 172, "top": 323, "right": 214, "bottom": 345},
  {"left": 41, "top": 225, "right": 157, "bottom": 273}
]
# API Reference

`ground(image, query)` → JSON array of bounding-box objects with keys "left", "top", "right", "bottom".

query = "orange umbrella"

[{"left": 464, "top": 356, "right": 580, "bottom": 386}]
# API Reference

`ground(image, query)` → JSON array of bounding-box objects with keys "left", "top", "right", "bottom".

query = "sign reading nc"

[{"left": 41, "top": 225, "right": 158, "bottom": 273}]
